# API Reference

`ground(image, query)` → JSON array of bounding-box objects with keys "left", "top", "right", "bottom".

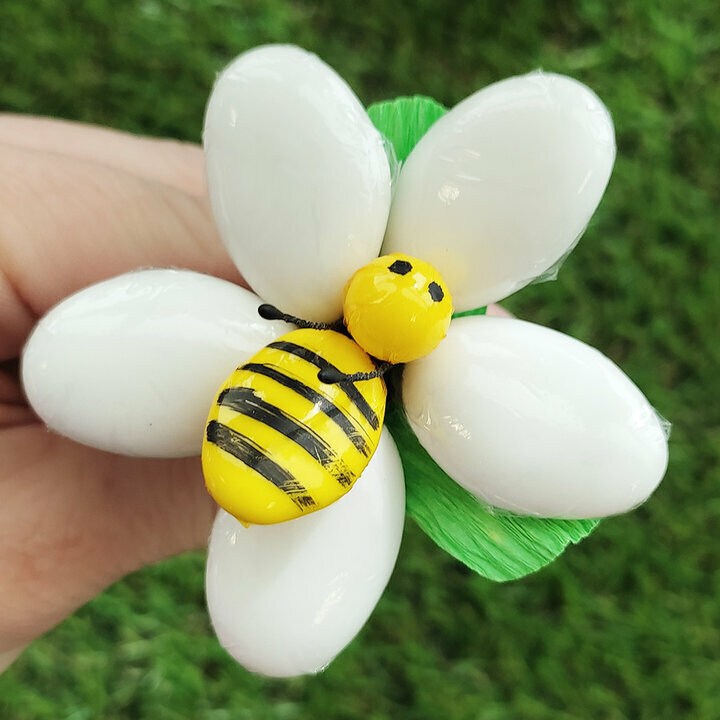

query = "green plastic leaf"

[
  {"left": 452, "top": 306, "right": 487, "bottom": 319},
  {"left": 369, "top": 95, "right": 600, "bottom": 581},
  {"left": 368, "top": 95, "right": 447, "bottom": 163}
]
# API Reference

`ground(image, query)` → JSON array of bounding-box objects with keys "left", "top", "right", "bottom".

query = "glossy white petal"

[
  {"left": 206, "top": 430, "right": 405, "bottom": 678},
  {"left": 22, "top": 269, "right": 291, "bottom": 457},
  {"left": 383, "top": 71, "right": 616, "bottom": 311},
  {"left": 403, "top": 316, "right": 668, "bottom": 518},
  {"left": 204, "top": 45, "right": 392, "bottom": 322}
]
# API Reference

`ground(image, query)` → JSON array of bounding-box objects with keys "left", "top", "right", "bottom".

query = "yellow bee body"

[{"left": 203, "top": 328, "right": 387, "bottom": 525}]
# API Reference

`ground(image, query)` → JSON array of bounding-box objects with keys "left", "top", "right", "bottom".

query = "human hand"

[
  {"left": 0, "top": 116, "right": 232, "bottom": 670},
  {"left": 0, "top": 115, "right": 510, "bottom": 672}
]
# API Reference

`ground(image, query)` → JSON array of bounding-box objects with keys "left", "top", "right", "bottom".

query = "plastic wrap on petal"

[
  {"left": 205, "top": 430, "right": 405, "bottom": 678},
  {"left": 383, "top": 72, "right": 616, "bottom": 310},
  {"left": 204, "top": 45, "right": 392, "bottom": 322},
  {"left": 22, "top": 269, "right": 291, "bottom": 457},
  {"left": 402, "top": 316, "right": 668, "bottom": 518}
]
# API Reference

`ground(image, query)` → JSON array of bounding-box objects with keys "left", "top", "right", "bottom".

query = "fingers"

[
  {"left": 0, "top": 127, "right": 224, "bottom": 652},
  {"left": 0, "top": 426, "right": 216, "bottom": 654},
  {"left": 0, "top": 114, "right": 206, "bottom": 197},
  {"left": 0, "top": 144, "right": 240, "bottom": 361},
  {"left": 0, "top": 133, "right": 228, "bottom": 650}
]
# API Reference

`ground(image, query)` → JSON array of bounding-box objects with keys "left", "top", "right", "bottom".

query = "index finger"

[
  {"left": 0, "top": 114, "right": 206, "bottom": 197},
  {"left": 0, "top": 142, "right": 238, "bottom": 362}
]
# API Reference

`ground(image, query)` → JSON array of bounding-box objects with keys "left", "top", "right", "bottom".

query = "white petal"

[
  {"left": 205, "top": 430, "right": 405, "bottom": 678},
  {"left": 403, "top": 316, "right": 668, "bottom": 518},
  {"left": 383, "top": 71, "right": 616, "bottom": 310},
  {"left": 204, "top": 45, "right": 391, "bottom": 322},
  {"left": 22, "top": 269, "right": 291, "bottom": 457}
]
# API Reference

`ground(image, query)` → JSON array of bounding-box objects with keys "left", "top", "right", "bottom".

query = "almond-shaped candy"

[
  {"left": 205, "top": 430, "right": 405, "bottom": 677},
  {"left": 22, "top": 269, "right": 290, "bottom": 457},
  {"left": 403, "top": 316, "right": 668, "bottom": 518},
  {"left": 204, "top": 45, "right": 392, "bottom": 322},
  {"left": 383, "top": 71, "right": 616, "bottom": 311}
]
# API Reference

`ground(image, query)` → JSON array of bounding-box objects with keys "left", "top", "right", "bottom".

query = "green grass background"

[{"left": 0, "top": 1, "right": 718, "bottom": 718}]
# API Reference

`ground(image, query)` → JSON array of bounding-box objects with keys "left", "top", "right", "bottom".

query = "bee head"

[{"left": 342, "top": 253, "right": 453, "bottom": 364}]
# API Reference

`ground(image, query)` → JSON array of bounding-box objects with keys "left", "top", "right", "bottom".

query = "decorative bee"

[
  {"left": 202, "top": 253, "right": 452, "bottom": 525},
  {"left": 21, "top": 44, "right": 669, "bottom": 678}
]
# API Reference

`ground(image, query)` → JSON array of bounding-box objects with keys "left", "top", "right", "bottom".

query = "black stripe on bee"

[
  {"left": 206, "top": 420, "right": 316, "bottom": 510},
  {"left": 240, "top": 362, "right": 371, "bottom": 456},
  {"left": 218, "top": 386, "right": 354, "bottom": 487},
  {"left": 267, "top": 340, "right": 380, "bottom": 430}
]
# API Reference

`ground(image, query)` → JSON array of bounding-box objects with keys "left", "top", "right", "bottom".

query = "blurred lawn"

[{"left": 1, "top": 1, "right": 718, "bottom": 718}]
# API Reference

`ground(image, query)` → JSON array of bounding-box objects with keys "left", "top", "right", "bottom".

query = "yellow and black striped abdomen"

[{"left": 202, "top": 328, "right": 387, "bottom": 525}]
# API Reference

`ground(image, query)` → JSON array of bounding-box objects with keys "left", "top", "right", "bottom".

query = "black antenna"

[
  {"left": 318, "top": 362, "right": 393, "bottom": 385},
  {"left": 258, "top": 303, "right": 341, "bottom": 331}
]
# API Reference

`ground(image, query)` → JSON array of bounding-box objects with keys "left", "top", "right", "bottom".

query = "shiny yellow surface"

[
  {"left": 203, "top": 328, "right": 386, "bottom": 525},
  {"left": 343, "top": 253, "right": 453, "bottom": 363}
]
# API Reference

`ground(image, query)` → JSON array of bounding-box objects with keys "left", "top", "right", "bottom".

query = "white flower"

[{"left": 22, "top": 45, "right": 668, "bottom": 678}]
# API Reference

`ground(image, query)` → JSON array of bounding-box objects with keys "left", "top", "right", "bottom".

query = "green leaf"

[
  {"left": 452, "top": 306, "right": 487, "bottom": 319},
  {"left": 370, "top": 95, "right": 600, "bottom": 581},
  {"left": 368, "top": 95, "right": 447, "bottom": 163}
]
